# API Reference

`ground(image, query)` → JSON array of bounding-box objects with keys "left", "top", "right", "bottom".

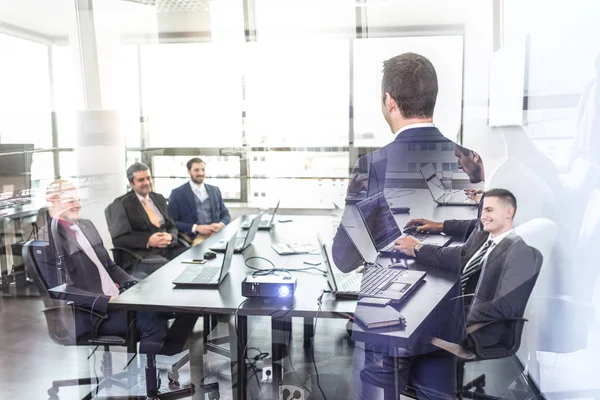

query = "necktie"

[
  {"left": 69, "top": 225, "right": 119, "bottom": 297},
  {"left": 461, "top": 239, "right": 494, "bottom": 292},
  {"left": 142, "top": 198, "right": 161, "bottom": 227},
  {"left": 197, "top": 187, "right": 208, "bottom": 203}
]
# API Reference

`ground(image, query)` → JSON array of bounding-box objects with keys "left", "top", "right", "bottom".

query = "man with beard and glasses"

[{"left": 168, "top": 157, "right": 231, "bottom": 246}]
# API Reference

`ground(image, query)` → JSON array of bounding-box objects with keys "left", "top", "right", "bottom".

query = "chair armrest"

[
  {"left": 466, "top": 317, "right": 528, "bottom": 334},
  {"left": 178, "top": 235, "right": 191, "bottom": 248},
  {"left": 43, "top": 304, "right": 108, "bottom": 321},
  {"left": 110, "top": 247, "right": 145, "bottom": 261}
]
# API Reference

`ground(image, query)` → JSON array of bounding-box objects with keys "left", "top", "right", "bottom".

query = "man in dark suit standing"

[
  {"left": 168, "top": 157, "right": 231, "bottom": 246},
  {"left": 333, "top": 52, "right": 473, "bottom": 400},
  {"left": 396, "top": 189, "right": 543, "bottom": 349},
  {"left": 46, "top": 179, "right": 196, "bottom": 355},
  {"left": 107, "top": 162, "right": 186, "bottom": 267}
]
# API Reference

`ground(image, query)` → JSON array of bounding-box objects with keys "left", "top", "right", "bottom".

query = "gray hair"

[{"left": 126, "top": 162, "right": 150, "bottom": 183}]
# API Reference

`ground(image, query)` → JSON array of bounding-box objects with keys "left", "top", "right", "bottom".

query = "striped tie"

[{"left": 461, "top": 239, "right": 494, "bottom": 292}]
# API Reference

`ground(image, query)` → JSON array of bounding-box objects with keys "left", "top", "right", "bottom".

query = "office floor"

[{"left": 0, "top": 293, "right": 536, "bottom": 400}]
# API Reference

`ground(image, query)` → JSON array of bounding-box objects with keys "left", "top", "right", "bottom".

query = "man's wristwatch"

[{"left": 414, "top": 243, "right": 424, "bottom": 255}]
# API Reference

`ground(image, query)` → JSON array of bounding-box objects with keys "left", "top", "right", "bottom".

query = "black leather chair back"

[{"left": 23, "top": 240, "right": 77, "bottom": 346}]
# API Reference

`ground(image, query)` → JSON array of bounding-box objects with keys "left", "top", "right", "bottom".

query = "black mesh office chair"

[
  {"left": 23, "top": 240, "right": 135, "bottom": 400},
  {"left": 24, "top": 240, "right": 194, "bottom": 400}
]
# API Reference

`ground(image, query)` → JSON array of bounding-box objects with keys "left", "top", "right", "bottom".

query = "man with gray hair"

[{"left": 107, "top": 162, "right": 186, "bottom": 269}]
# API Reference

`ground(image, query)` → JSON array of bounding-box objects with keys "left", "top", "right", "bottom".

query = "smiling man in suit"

[
  {"left": 168, "top": 157, "right": 231, "bottom": 246},
  {"left": 108, "top": 162, "right": 186, "bottom": 267},
  {"left": 45, "top": 179, "right": 197, "bottom": 355},
  {"left": 395, "top": 189, "right": 543, "bottom": 348}
]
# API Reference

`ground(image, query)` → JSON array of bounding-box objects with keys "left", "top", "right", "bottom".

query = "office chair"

[
  {"left": 104, "top": 201, "right": 170, "bottom": 279},
  {"left": 23, "top": 240, "right": 193, "bottom": 400}
]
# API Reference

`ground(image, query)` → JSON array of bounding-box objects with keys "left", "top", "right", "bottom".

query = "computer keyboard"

[
  {"left": 337, "top": 274, "right": 361, "bottom": 291},
  {"left": 191, "top": 268, "right": 220, "bottom": 283},
  {"left": 360, "top": 268, "right": 403, "bottom": 296}
]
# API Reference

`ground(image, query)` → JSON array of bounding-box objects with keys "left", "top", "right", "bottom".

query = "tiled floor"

[{"left": 0, "top": 291, "right": 536, "bottom": 400}]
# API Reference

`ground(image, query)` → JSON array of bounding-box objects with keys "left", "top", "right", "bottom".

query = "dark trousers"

[
  {"left": 354, "top": 345, "right": 457, "bottom": 400},
  {"left": 78, "top": 311, "right": 198, "bottom": 355}
]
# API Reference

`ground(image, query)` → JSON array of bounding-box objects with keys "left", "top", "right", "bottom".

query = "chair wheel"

[{"left": 168, "top": 371, "right": 179, "bottom": 382}]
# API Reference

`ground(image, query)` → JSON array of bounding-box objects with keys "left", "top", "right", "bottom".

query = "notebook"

[{"left": 354, "top": 305, "right": 406, "bottom": 329}]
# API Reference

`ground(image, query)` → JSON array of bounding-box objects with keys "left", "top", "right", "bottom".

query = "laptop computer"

[
  {"left": 210, "top": 212, "right": 264, "bottom": 253},
  {"left": 420, "top": 163, "right": 477, "bottom": 206},
  {"left": 317, "top": 234, "right": 363, "bottom": 299},
  {"left": 241, "top": 200, "right": 280, "bottom": 230},
  {"left": 345, "top": 157, "right": 388, "bottom": 204},
  {"left": 356, "top": 192, "right": 452, "bottom": 257},
  {"left": 172, "top": 232, "right": 236, "bottom": 287},
  {"left": 318, "top": 234, "right": 427, "bottom": 303}
]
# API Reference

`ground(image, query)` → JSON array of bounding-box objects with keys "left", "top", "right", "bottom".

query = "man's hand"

[
  {"left": 465, "top": 188, "right": 483, "bottom": 204},
  {"left": 109, "top": 296, "right": 116, "bottom": 302},
  {"left": 158, "top": 233, "right": 173, "bottom": 248},
  {"left": 210, "top": 222, "right": 225, "bottom": 233},
  {"left": 147, "top": 232, "right": 165, "bottom": 248},
  {"left": 195, "top": 224, "right": 215, "bottom": 236},
  {"left": 394, "top": 236, "right": 421, "bottom": 257},
  {"left": 147, "top": 232, "right": 172, "bottom": 248},
  {"left": 404, "top": 218, "right": 443, "bottom": 233},
  {"left": 347, "top": 172, "right": 368, "bottom": 194}
]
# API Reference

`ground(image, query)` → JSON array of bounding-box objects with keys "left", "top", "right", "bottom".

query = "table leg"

[
  {"left": 303, "top": 317, "right": 314, "bottom": 349},
  {"left": 231, "top": 315, "right": 248, "bottom": 400},
  {"left": 126, "top": 310, "right": 137, "bottom": 355},
  {"left": 190, "top": 323, "right": 207, "bottom": 400},
  {"left": 272, "top": 316, "right": 292, "bottom": 400}
]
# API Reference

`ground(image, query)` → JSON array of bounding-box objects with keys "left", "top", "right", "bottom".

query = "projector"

[{"left": 241, "top": 275, "right": 297, "bottom": 298}]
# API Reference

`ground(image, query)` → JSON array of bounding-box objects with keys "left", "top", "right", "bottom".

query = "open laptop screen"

[
  {"left": 420, "top": 163, "right": 445, "bottom": 199},
  {"left": 357, "top": 192, "right": 401, "bottom": 251}
]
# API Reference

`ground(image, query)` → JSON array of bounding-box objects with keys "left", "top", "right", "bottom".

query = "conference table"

[{"left": 110, "top": 188, "right": 478, "bottom": 399}]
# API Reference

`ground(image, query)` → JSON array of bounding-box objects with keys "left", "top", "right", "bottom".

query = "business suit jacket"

[
  {"left": 334, "top": 126, "right": 469, "bottom": 355},
  {"left": 418, "top": 229, "right": 543, "bottom": 347},
  {"left": 108, "top": 191, "right": 179, "bottom": 253},
  {"left": 168, "top": 182, "right": 231, "bottom": 237},
  {"left": 46, "top": 218, "right": 135, "bottom": 315}
]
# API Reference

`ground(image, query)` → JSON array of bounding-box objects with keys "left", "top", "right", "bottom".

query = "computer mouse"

[
  {"left": 403, "top": 226, "right": 419, "bottom": 235},
  {"left": 389, "top": 262, "right": 408, "bottom": 269},
  {"left": 203, "top": 251, "right": 217, "bottom": 260}
]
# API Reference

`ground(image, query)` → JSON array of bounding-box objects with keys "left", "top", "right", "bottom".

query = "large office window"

[
  {"left": 140, "top": 43, "right": 243, "bottom": 148},
  {"left": 244, "top": 40, "right": 350, "bottom": 147},
  {"left": 0, "top": 34, "right": 52, "bottom": 148}
]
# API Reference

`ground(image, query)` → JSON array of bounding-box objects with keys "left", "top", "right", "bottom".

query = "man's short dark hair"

[
  {"left": 485, "top": 188, "right": 517, "bottom": 217},
  {"left": 455, "top": 143, "right": 471, "bottom": 157},
  {"left": 382, "top": 52, "right": 438, "bottom": 119},
  {"left": 126, "top": 162, "right": 150, "bottom": 183},
  {"left": 186, "top": 157, "right": 205, "bottom": 171}
]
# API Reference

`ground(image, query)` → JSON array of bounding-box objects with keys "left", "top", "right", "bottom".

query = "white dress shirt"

[
  {"left": 464, "top": 228, "right": 514, "bottom": 272},
  {"left": 135, "top": 192, "right": 165, "bottom": 226},
  {"left": 189, "top": 181, "right": 209, "bottom": 203},
  {"left": 69, "top": 224, "right": 119, "bottom": 297},
  {"left": 190, "top": 181, "right": 211, "bottom": 234},
  {"left": 394, "top": 122, "right": 436, "bottom": 136}
]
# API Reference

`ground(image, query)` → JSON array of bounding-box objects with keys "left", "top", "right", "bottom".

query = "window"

[
  {"left": 140, "top": 43, "right": 243, "bottom": 148},
  {"left": 0, "top": 34, "right": 52, "bottom": 148},
  {"left": 244, "top": 40, "right": 350, "bottom": 147},
  {"left": 442, "top": 162, "right": 451, "bottom": 171},
  {"left": 441, "top": 142, "right": 453, "bottom": 151},
  {"left": 407, "top": 163, "right": 417, "bottom": 172}
]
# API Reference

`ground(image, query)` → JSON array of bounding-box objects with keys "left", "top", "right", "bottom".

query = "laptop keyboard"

[
  {"left": 337, "top": 274, "right": 361, "bottom": 292},
  {"left": 191, "top": 268, "right": 220, "bottom": 283},
  {"left": 360, "top": 268, "right": 403, "bottom": 296}
]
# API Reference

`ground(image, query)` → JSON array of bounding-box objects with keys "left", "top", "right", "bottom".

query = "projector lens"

[{"left": 278, "top": 286, "right": 290, "bottom": 297}]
